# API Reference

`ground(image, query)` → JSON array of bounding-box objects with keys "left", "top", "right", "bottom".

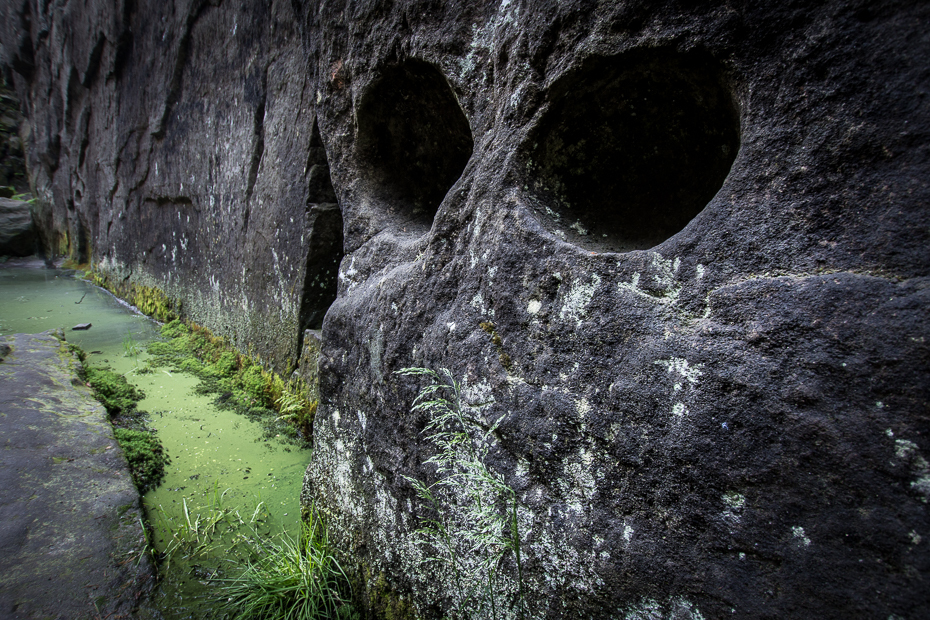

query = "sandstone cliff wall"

[{"left": 2, "top": 0, "right": 928, "bottom": 617}]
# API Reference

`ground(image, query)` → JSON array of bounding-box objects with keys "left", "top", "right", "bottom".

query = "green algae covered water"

[{"left": 0, "top": 262, "right": 311, "bottom": 619}]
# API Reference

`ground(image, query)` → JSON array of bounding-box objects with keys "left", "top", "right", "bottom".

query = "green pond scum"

[
  {"left": 0, "top": 266, "right": 316, "bottom": 620},
  {"left": 145, "top": 318, "right": 317, "bottom": 445},
  {"left": 73, "top": 264, "right": 318, "bottom": 442}
]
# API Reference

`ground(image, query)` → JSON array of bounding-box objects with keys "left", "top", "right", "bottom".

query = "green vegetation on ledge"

[
  {"left": 81, "top": 360, "right": 169, "bottom": 493},
  {"left": 146, "top": 319, "right": 316, "bottom": 445},
  {"left": 78, "top": 267, "right": 316, "bottom": 443},
  {"left": 113, "top": 427, "right": 170, "bottom": 494},
  {"left": 84, "top": 365, "right": 146, "bottom": 416}
]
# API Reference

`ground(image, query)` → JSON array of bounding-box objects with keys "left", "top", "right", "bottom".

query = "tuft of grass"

[
  {"left": 152, "top": 490, "right": 267, "bottom": 571},
  {"left": 397, "top": 367, "right": 527, "bottom": 620},
  {"left": 213, "top": 508, "right": 358, "bottom": 620},
  {"left": 123, "top": 329, "right": 142, "bottom": 368}
]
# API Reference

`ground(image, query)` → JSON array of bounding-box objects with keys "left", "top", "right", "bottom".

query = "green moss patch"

[
  {"left": 85, "top": 366, "right": 145, "bottom": 417},
  {"left": 84, "top": 270, "right": 181, "bottom": 324},
  {"left": 82, "top": 362, "right": 169, "bottom": 493},
  {"left": 113, "top": 428, "right": 170, "bottom": 494}
]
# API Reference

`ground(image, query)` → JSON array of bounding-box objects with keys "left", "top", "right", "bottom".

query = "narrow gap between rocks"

[{"left": 299, "top": 119, "right": 343, "bottom": 336}]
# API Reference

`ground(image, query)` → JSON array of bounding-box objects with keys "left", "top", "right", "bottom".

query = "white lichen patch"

[
  {"left": 576, "top": 397, "right": 591, "bottom": 416},
  {"left": 723, "top": 492, "right": 745, "bottom": 509},
  {"left": 624, "top": 597, "right": 706, "bottom": 620},
  {"left": 909, "top": 530, "right": 922, "bottom": 545},
  {"left": 722, "top": 492, "right": 745, "bottom": 524},
  {"left": 791, "top": 526, "right": 811, "bottom": 547},
  {"left": 338, "top": 255, "right": 359, "bottom": 291},
  {"left": 558, "top": 447, "right": 600, "bottom": 512},
  {"left": 559, "top": 274, "right": 601, "bottom": 327},
  {"left": 618, "top": 253, "right": 684, "bottom": 304},
  {"left": 570, "top": 220, "right": 589, "bottom": 235},
  {"left": 527, "top": 299, "right": 542, "bottom": 314},
  {"left": 458, "top": 0, "right": 518, "bottom": 79},
  {"left": 894, "top": 439, "right": 930, "bottom": 502},
  {"left": 654, "top": 358, "right": 703, "bottom": 420},
  {"left": 623, "top": 524, "right": 634, "bottom": 543},
  {"left": 895, "top": 439, "right": 920, "bottom": 460},
  {"left": 655, "top": 358, "right": 704, "bottom": 385},
  {"left": 461, "top": 377, "right": 495, "bottom": 409},
  {"left": 529, "top": 516, "right": 606, "bottom": 597}
]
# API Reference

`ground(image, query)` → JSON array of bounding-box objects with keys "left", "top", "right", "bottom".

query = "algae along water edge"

[{"left": 0, "top": 265, "right": 311, "bottom": 619}]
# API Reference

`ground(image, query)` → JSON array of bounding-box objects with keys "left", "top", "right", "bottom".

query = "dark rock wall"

[
  {"left": 3, "top": 0, "right": 929, "bottom": 617},
  {"left": 0, "top": 77, "right": 28, "bottom": 192},
  {"left": 0, "top": 0, "right": 335, "bottom": 368}
]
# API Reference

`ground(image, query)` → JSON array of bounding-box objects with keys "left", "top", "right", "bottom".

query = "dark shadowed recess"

[
  {"left": 299, "top": 121, "right": 343, "bottom": 333},
  {"left": 523, "top": 47, "right": 740, "bottom": 253},
  {"left": 356, "top": 59, "right": 473, "bottom": 233}
]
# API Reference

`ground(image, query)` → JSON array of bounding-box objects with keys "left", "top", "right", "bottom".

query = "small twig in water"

[{"left": 75, "top": 293, "right": 87, "bottom": 304}]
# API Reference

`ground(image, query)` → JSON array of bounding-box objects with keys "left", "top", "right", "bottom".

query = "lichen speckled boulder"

[
  {"left": 2, "top": 0, "right": 929, "bottom": 617},
  {"left": 0, "top": 331, "right": 153, "bottom": 619}
]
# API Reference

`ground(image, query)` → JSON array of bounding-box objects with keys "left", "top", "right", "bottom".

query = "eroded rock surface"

[
  {"left": 0, "top": 331, "right": 153, "bottom": 619},
  {"left": 2, "top": 0, "right": 928, "bottom": 617},
  {"left": 0, "top": 198, "right": 36, "bottom": 257}
]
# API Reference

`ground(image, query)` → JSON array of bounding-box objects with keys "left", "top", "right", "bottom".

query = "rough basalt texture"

[{"left": 3, "top": 0, "right": 930, "bottom": 618}]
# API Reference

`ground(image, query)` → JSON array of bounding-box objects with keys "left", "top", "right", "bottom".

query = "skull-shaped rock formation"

[{"left": 2, "top": 0, "right": 928, "bottom": 617}]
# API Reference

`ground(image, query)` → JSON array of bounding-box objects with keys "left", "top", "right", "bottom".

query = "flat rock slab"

[{"left": 0, "top": 331, "right": 153, "bottom": 619}]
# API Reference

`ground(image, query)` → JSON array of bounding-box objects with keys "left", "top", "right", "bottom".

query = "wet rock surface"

[
  {"left": 2, "top": 0, "right": 929, "bottom": 617},
  {"left": 0, "top": 331, "right": 153, "bottom": 619}
]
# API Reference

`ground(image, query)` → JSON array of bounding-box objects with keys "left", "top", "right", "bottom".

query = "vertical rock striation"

[{"left": 3, "top": 0, "right": 929, "bottom": 617}]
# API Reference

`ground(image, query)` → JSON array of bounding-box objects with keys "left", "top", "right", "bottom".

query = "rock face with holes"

[{"left": 4, "top": 0, "right": 930, "bottom": 618}]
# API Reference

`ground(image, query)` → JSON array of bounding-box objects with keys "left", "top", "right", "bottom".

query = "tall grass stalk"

[
  {"left": 397, "top": 367, "right": 527, "bottom": 620},
  {"left": 123, "top": 329, "right": 141, "bottom": 367}
]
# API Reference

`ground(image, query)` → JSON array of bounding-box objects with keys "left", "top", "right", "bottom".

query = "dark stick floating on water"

[{"left": 75, "top": 293, "right": 86, "bottom": 304}]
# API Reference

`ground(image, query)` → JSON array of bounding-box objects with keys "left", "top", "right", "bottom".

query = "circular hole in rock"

[
  {"left": 356, "top": 60, "right": 473, "bottom": 231},
  {"left": 523, "top": 48, "right": 740, "bottom": 253}
]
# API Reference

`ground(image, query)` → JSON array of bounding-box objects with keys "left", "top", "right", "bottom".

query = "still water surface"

[{"left": 0, "top": 264, "right": 310, "bottom": 618}]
